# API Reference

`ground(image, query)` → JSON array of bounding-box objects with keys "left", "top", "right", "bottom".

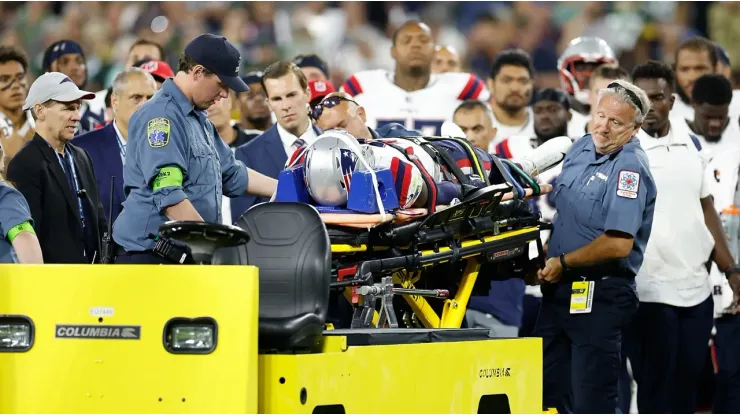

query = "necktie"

[{"left": 292, "top": 138, "right": 306, "bottom": 150}]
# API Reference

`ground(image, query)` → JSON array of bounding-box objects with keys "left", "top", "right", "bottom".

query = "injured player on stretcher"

[{"left": 277, "top": 92, "right": 571, "bottom": 217}]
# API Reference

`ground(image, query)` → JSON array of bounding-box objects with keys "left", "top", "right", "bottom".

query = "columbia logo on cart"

[{"left": 55, "top": 324, "right": 141, "bottom": 339}]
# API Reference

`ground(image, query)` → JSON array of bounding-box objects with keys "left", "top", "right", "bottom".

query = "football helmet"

[
  {"left": 557, "top": 36, "right": 617, "bottom": 104},
  {"left": 303, "top": 130, "right": 362, "bottom": 206}
]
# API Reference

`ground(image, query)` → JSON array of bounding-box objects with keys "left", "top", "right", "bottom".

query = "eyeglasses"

[{"left": 311, "top": 96, "right": 358, "bottom": 120}]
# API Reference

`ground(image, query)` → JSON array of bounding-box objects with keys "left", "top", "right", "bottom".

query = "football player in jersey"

[
  {"left": 486, "top": 49, "right": 535, "bottom": 148},
  {"left": 340, "top": 20, "right": 489, "bottom": 136},
  {"left": 557, "top": 36, "right": 618, "bottom": 138},
  {"left": 41, "top": 40, "right": 106, "bottom": 135},
  {"left": 672, "top": 37, "right": 718, "bottom": 124},
  {"left": 432, "top": 45, "right": 461, "bottom": 74},
  {"left": 684, "top": 71, "right": 740, "bottom": 415},
  {"left": 0, "top": 45, "right": 34, "bottom": 167}
]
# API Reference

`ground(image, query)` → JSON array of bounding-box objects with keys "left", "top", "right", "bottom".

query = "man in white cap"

[{"left": 6, "top": 72, "right": 108, "bottom": 264}]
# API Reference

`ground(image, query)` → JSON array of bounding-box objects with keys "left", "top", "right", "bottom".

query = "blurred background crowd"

[{"left": 1, "top": 1, "right": 737, "bottom": 93}]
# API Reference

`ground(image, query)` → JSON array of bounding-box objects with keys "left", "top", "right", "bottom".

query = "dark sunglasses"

[{"left": 311, "top": 96, "right": 358, "bottom": 120}]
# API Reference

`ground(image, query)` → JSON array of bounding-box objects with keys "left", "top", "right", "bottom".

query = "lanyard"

[
  {"left": 112, "top": 120, "right": 127, "bottom": 163},
  {"left": 54, "top": 146, "right": 85, "bottom": 223},
  {"left": 116, "top": 132, "right": 126, "bottom": 162}
]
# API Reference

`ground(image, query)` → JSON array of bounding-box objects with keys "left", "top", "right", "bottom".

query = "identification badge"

[{"left": 570, "top": 281, "right": 594, "bottom": 314}]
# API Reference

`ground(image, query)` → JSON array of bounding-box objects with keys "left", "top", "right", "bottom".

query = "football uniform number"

[{"left": 376, "top": 119, "right": 445, "bottom": 136}]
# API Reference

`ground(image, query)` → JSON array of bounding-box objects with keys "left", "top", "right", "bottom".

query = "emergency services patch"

[
  {"left": 147, "top": 118, "right": 170, "bottom": 148},
  {"left": 617, "top": 170, "right": 640, "bottom": 199}
]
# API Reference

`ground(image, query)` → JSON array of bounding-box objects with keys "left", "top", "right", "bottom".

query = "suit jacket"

[
  {"left": 231, "top": 123, "right": 322, "bottom": 223},
  {"left": 73, "top": 122, "right": 125, "bottom": 224},
  {"left": 7, "top": 134, "right": 107, "bottom": 263}
]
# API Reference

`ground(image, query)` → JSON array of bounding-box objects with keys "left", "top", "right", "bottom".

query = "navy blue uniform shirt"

[
  {"left": 113, "top": 79, "right": 249, "bottom": 251},
  {"left": 547, "top": 134, "right": 657, "bottom": 279},
  {"left": 0, "top": 181, "right": 34, "bottom": 263}
]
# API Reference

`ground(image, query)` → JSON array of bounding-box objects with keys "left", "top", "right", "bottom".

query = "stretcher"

[
  {"left": 321, "top": 182, "right": 550, "bottom": 329},
  {"left": 273, "top": 133, "right": 553, "bottom": 329},
  {"left": 0, "top": 203, "right": 546, "bottom": 414}
]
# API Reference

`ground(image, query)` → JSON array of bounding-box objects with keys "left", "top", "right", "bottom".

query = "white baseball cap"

[{"left": 22, "top": 72, "right": 96, "bottom": 111}]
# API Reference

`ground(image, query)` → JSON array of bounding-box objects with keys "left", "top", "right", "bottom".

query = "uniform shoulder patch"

[
  {"left": 147, "top": 118, "right": 171, "bottom": 148},
  {"left": 617, "top": 170, "right": 640, "bottom": 199}
]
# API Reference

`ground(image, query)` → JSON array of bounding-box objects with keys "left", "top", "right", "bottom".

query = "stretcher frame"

[{"left": 327, "top": 182, "right": 546, "bottom": 329}]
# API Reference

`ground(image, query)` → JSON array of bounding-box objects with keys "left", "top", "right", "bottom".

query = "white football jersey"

[
  {"left": 341, "top": 70, "right": 490, "bottom": 137},
  {"left": 728, "top": 90, "right": 740, "bottom": 119},
  {"left": 489, "top": 108, "right": 535, "bottom": 150},
  {"left": 670, "top": 94, "right": 694, "bottom": 124},
  {"left": 568, "top": 110, "right": 590, "bottom": 140},
  {"left": 696, "top": 117, "right": 740, "bottom": 317}
]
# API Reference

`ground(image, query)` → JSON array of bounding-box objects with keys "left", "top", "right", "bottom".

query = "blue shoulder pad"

[{"left": 376, "top": 123, "right": 421, "bottom": 138}]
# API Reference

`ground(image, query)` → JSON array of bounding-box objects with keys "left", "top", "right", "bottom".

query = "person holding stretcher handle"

[{"left": 534, "top": 79, "right": 658, "bottom": 414}]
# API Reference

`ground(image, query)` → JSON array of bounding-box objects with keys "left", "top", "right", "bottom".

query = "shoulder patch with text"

[
  {"left": 147, "top": 118, "right": 171, "bottom": 148},
  {"left": 617, "top": 170, "right": 640, "bottom": 199}
]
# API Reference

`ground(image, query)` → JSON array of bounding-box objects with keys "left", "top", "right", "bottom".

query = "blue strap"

[
  {"left": 54, "top": 147, "right": 85, "bottom": 223},
  {"left": 689, "top": 134, "right": 702, "bottom": 151}
]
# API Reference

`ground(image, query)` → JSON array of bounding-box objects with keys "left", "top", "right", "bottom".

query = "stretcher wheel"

[{"left": 158, "top": 221, "right": 250, "bottom": 264}]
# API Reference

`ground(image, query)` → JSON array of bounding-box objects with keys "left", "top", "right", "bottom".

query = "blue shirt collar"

[{"left": 162, "top": 78, "right": 196, "bottom": 116}]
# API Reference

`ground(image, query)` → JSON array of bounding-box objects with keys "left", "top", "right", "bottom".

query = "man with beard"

[
  {"left": 0, "top": 45, "right": 35, "bottom": 167},
  {"left": 340, "top": 20, "right": 489, "bottom": 136},
  {"left": 237, "top": 71, "right": 273, "bottom": 141},
  {"left": 41, "top": 40, "right": 106, "bottom": 136},
  {"left": 627, "top": 63, "right": 740, "bottom": 413},
  {"left": 671, "top": 37, "right": 718, "bottom": 125},
  {"left": 688, "top": 74, "right": 740, "bottom": 415},
  {"left": 486, "top": 49, "right": 535, "bottom": 148}
]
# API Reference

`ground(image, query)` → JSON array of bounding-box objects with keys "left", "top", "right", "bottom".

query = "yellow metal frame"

[
  {"left": 335, "top": 226, "right": 539, "bottom": 329},
  {"left": 0, "top": 265, "right": 260, "bottom": 414},
  {"left": 259, "top": 334, "right": 543, "bottom": 413}
]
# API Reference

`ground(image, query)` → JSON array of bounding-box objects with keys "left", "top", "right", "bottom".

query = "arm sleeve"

[
  {"left": 457, "top": 73, "right": 489, "bottom": 101},
  {"left": 212, "top": 123, "right": 249, "bottom": 197},
  {"left": 603, "top": 159, "right": 651, "bottom": 238},
  {"left": 6, "top": 155, "right": 42, "bottom": 233},
  {"left": 0, "top": 185, "right": 33, "bottom": 241},
  {"left": 132, "top": 107, "right": 190, "bottom": 212}
]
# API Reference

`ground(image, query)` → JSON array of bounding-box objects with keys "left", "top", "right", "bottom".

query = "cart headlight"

[
  {"left": 163, "top": 318, "right": 217, "bottom": 354},
  {"left": 0, "top": 316, "right": 34, "bottom": 352}
]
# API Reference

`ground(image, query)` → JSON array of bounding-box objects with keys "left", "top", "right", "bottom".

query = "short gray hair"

[
  {"left": 111, "top": 67, "right": 156, "bottom": 95},
  {"left": 596, "top": 79, "right": 651, "bottom": 125}
]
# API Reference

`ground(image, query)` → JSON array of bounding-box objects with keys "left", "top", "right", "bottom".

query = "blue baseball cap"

[
  {"left": 184, "top": 34, "right": 249, "bottom": 92},
  {"left": 241, "top": 71, "right": 263, "bottom": 86}
]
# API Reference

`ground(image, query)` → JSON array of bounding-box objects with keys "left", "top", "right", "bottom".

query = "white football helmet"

[
  {"left": 303, "top": 130, "right": 363, "bottom": 206},
  {"left": 558, "top": 36, "right": 618, "bottom": 104}
]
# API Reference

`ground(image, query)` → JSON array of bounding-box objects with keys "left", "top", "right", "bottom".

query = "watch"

[
  {"left": 724, "top": 264, "right": 740, "bottom": 279},
  {"left": 560, "top": 253, "right": 570, "bottom": 272}
]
